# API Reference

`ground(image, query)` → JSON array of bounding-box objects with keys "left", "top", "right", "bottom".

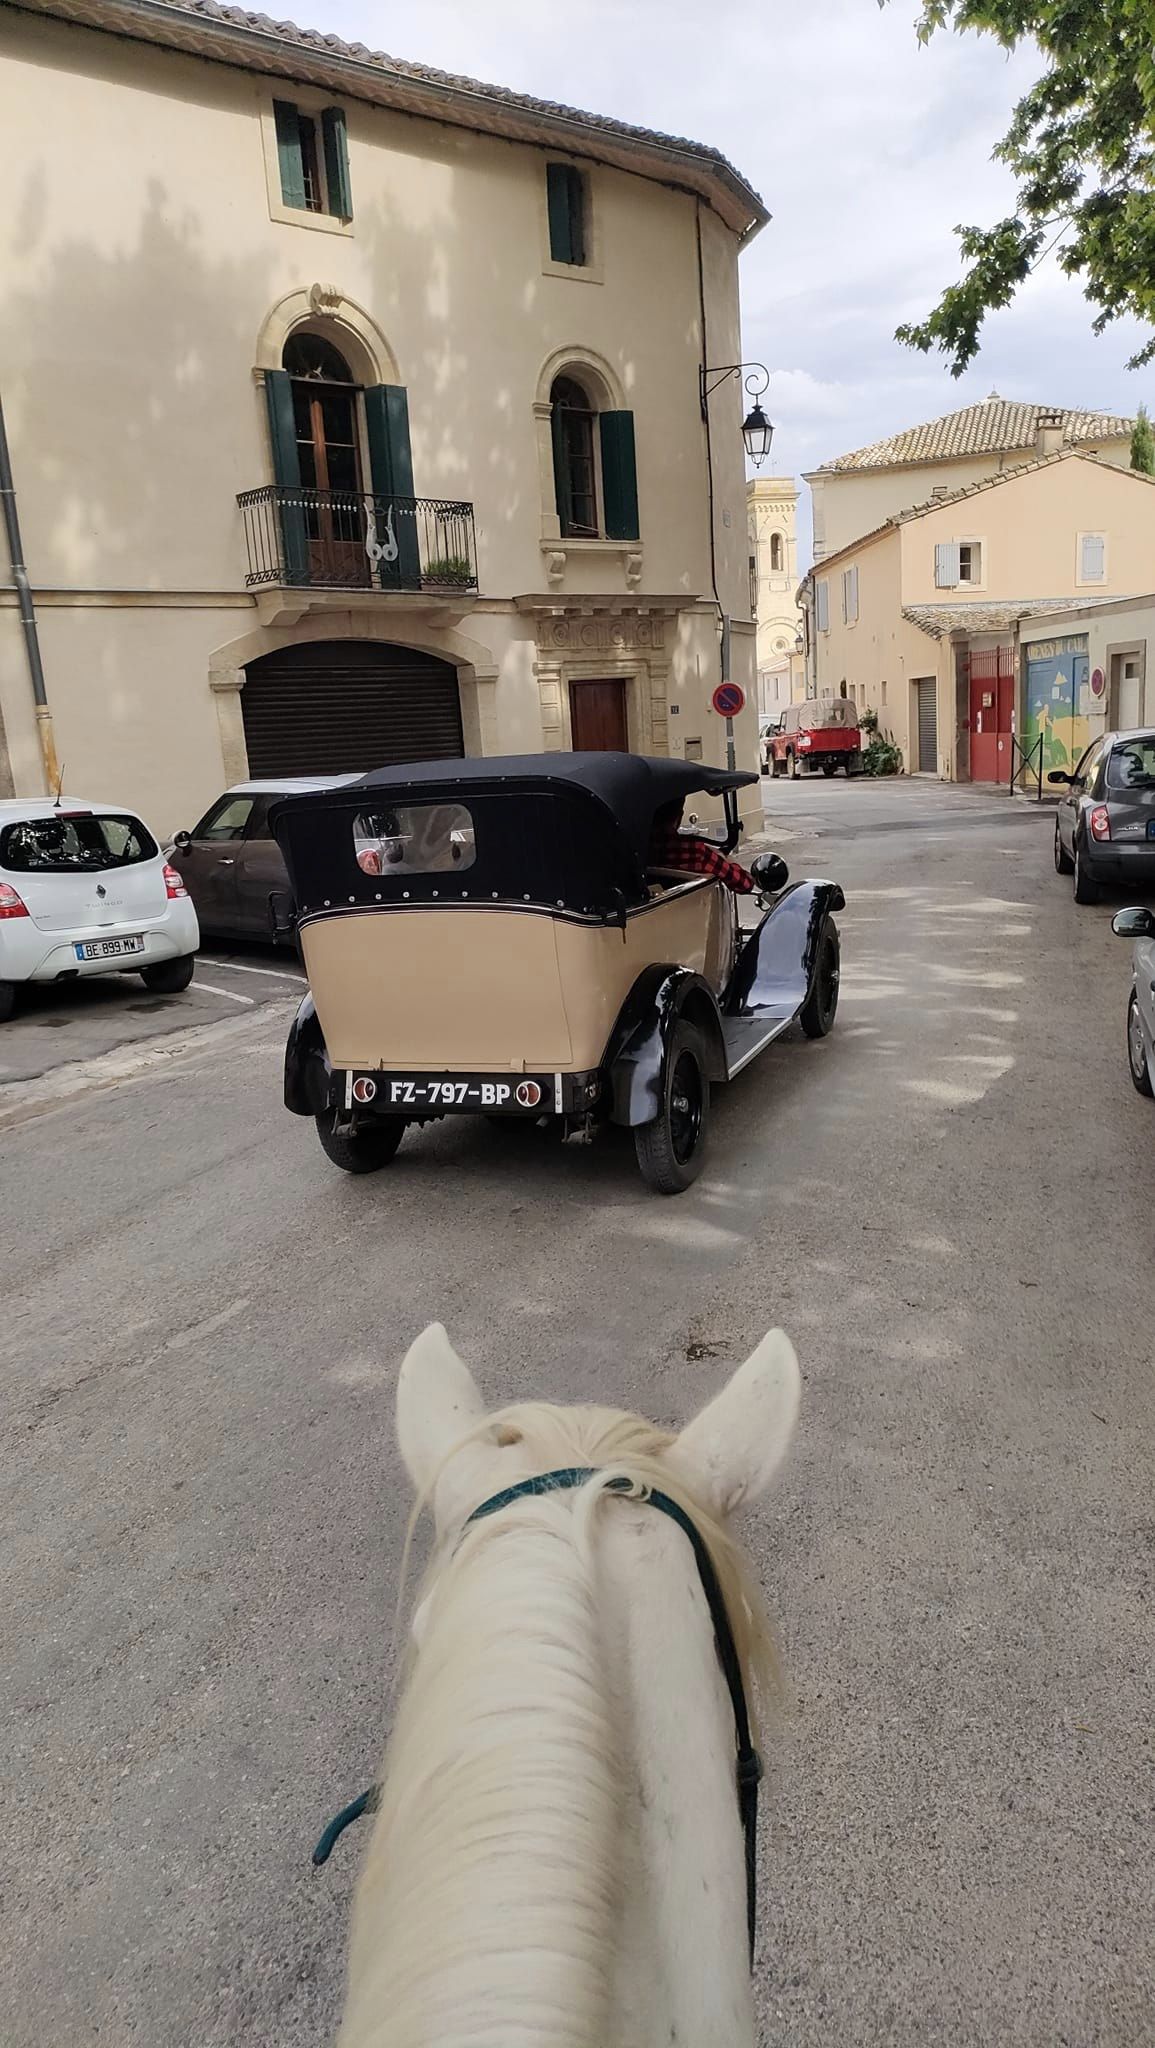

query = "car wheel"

[
  {"left": 0, "top": 980, "right": 17, "bottom": 1024},
  {"left": 822, "top": 762, "right": 838, "bottom": 777},
  {"left": 140, "top": 955, "right": 196, "bottom": 993},
  {"left": 1128, "top": 991, "right": 1154, "bottom": 1097},
  {"left": 1073, "top": 843, "right": 1100, "bottom": 904},
  {"left": 634, "top": 1021, "right": 710, "bottom": 1196},
  {"left": 798, "top": 919, "right": 840, "bottom": 1039},
  {"left": 315, "top": 1111, "right": 407, "bottom": 1174},
  {"left": 788, "top": 750, "right": 801, "bottom": 779},
  {"left": 1053, "top": 822, "right": 1074, "bottom": 876}
]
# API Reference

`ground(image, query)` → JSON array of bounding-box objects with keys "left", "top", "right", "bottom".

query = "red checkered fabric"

[{"left": 648, "top": 828, "right": 755, "bottom": 894}]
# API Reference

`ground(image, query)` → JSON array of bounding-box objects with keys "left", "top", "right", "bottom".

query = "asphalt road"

[{"left": 3, "top": 779, "right": 1152, "bottom": 2047}]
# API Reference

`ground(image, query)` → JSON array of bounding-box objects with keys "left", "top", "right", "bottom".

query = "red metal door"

[{"left": 968, "top": 648, "right": 1014, "bottom": 782}]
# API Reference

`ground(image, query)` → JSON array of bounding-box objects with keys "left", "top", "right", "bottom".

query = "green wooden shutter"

[
  {"left": 273, "top": 100, "right": 306, "bottom": 210},
  {"left": 364, "top": 385, "right": 420, "bottom": 588},
  {"left": 547, "top": 162, "right": 575, "bottom": 264},
  {"left": 263, "top": 368, "right": 308, "bottom": 583},
  {"left": 321, "top": 107, "right": 353, "bottom": 219},
  {"left": 551, "top": 399, "right": 569, "bottom": 529},
  {"left": 599, "top": 411, "right": 639, "bottom": 540}
]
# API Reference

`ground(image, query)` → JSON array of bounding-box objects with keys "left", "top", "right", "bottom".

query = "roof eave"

[{"left": 13, "top": 0, "right": 768, "bottom": 235}]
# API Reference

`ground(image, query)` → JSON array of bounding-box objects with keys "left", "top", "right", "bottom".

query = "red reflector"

[
  {"left": 0, "top": 882, "right": 30, "bottom": 919},
  {"left": 56, "top": 810, "right": 93, "bottom": 819},
  {"left": 1089, "top": 805, "right": 1112, "bottom": 842},
  {"left": 163, "top": 862, "right": 188, "bottom": 899}
]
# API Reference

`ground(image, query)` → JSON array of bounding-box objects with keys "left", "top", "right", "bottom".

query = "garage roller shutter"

[{"left": 241, "top": 641, "right": 464, "bottom": 777}]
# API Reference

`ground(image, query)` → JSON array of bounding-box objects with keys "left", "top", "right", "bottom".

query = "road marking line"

[
  {"left": 200, "top": 959, "right": 305, "bottom": 983},
  {"left": 193, "top": 980, "right": 256, "bottom": 1005}
]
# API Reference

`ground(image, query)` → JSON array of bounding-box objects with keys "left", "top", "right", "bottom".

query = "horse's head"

[{"left": 395, "top": 1321, "right": 801, "bottom": 1539}]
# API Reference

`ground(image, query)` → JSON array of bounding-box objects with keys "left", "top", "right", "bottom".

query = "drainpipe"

[{"left": 0, "top": 387, "right": 59, "bottom": 792}]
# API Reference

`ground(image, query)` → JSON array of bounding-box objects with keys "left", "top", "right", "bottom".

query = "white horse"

[{"left": 336, "top": 1322, "right": 801, "bottom": 2048}]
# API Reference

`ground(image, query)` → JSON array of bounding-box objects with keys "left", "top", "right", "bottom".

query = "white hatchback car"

[{"left": 0, "top": 799, "right": 200, "bottom": 1022}]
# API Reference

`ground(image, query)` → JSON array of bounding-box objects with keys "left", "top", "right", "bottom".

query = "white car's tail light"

[
  {"left": 1089, "top": 805, "right": 1112, "bottom": 842},
  {"left": 163, "top": 862, "right": 189, "bottom": 898},
  {"left": 0, "top": 882, "right": 29, "bottom": 919}
]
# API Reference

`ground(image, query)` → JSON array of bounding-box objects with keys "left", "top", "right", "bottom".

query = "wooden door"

[
  {"left": 570, "top": 678, "right": 628, "bottom": 752},
  {"left": 286, "top": 334, "right": 368, "bottom": 587}
]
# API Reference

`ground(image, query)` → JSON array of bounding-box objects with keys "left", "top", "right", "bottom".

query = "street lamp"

[{"left": 699, "top": 361, "right": 774, "bottom": 468}]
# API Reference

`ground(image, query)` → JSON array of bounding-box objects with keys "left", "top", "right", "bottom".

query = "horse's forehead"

[{"left": 499, "top": 1400, "right": 642, "bottom": 1449}]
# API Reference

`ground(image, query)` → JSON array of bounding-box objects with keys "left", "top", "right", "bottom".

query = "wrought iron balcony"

[{"left": 237, "top": 486, "right": 478, "bottom": 595}]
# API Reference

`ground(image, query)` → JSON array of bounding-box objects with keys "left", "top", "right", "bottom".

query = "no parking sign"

[{"left": 711, "top": 681, "right": 746, "bottom": 718}]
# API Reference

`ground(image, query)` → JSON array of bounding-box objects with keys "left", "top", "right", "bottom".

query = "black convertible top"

[
  {"left": 270, "top": 753, "right": 757, "bottom": 919},
  {"left": 348, "top": 753, "right": 756, "bottom": 841}
]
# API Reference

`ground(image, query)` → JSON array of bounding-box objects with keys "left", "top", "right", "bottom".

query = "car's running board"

[{"left": 722, "top": 1009, "right": 796, "bottom": 1078}]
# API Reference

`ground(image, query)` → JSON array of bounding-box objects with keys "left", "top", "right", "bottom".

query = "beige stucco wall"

[
  {"left": 809, "top": 437, "right": 1132, "bottom": 564},
  {"left": 900, "top": 457, "right": 1155, "bottom": 608},
  {"left": 811, "top": 530, "right": 938, "bottom": 770},
  {"left": 0, "top": 8, "right": 758, "bottom": 824}
]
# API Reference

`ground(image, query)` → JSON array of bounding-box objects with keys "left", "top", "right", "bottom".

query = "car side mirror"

[
  {"left": 1112, "top": 906, "right": 1155, "bottom": 939},
  {"left": 1046, "top": 770, "right": 1072, "bottom": 786},
  {"left": 172, "top": 830, "right": 192, "bottom": 850},
  {"left": 750, "top": 852, "right": 789, "bottom": 895}
]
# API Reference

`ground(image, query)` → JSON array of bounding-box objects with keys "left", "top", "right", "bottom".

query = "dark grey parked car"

[
  {"left": 167, "top": 777, "right": 360, "bottom": 942},
  {"left": 1050, "top": 729, "right": 1155, "bottom": 904}
]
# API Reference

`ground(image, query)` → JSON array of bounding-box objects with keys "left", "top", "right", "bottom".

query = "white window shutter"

[
  {"left": 1081, "top": 533, "right": 1105, "bottom": 582},
  {"left": 935, "top": 542, "right": 960, "bottom": 588},
  {"left": 816, "top": 579, "right": 830, "bottom": 631},
  {"left": 849, "top": 566, "right": 859, "bottom": 621}
]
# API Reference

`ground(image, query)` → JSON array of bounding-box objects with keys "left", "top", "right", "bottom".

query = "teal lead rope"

[
  {"left": 311, "top": 1467, "right": 762, "bottom": 1964},
  {"left": 312, "top": 1785, "right": 379, "bottom": 1867}
]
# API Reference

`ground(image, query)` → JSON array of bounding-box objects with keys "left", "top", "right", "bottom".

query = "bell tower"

[{"left": 747, "top": 477, "right": 803, "bottom": 709}]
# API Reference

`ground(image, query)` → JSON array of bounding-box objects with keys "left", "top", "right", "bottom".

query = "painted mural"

[{"left": 1022, "top": 636, "right": 1091, "bottom": 774}]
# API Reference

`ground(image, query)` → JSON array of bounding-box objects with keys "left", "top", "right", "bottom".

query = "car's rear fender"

[
  {"left": 725, "top": 880, "right": 845, "bottom": 1020},
  {"left": 605, "top": 966, "right": 726, "bottom": 1127},
  {"left": 284, "top": 993, "right": 334, "bottom": 1115}
]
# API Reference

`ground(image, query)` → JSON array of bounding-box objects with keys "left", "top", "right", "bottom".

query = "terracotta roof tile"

[
  {"left": 902, "top": 598, "right": 1122, "bottom": 640},
  {"left": 816, "top": 397, "right": 1133, "bottom": 474}
]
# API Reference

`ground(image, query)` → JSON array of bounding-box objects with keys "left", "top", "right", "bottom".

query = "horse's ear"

[
  {"left": 667, "top": 1328, "right": 800, "bottom": 1515},
  {"left": 396, "top": 1323, "right": 487, "bottom": 1495}
]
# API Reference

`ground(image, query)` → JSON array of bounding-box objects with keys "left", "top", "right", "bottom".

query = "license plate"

[
  {"left": 346, "top": 1072, "right": 554, "bottom": 1113},
  {"left": 74, "top": 935, "right": 145, "bottom": 961}
]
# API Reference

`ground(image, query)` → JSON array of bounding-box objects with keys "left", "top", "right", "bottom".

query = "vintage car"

[
  {"left": 766, "top": 698, "right": 862, "bottom": 778},
  {"left": 269, "top": 754, "right": 844, "bottom": 1194}
]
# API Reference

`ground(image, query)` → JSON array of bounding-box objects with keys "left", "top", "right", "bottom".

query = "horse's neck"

[
  {"left": 339, "top": 1514, "right": 620, "bottom": 2048},
  {"left": 598, "top": 1505, "right": 755, "bottom": 2048},
  {"left": 339, "top": 1501, "right": 754, "bottom": 2048}
]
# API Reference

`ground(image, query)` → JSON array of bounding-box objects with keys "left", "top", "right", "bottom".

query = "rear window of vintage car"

[
  {"left": 1107, "top": 740, "right": 1155, "bottom": 791},
  {"left": 0, "top": 813, "right": 159, "bottom": 873},
  {"left": 352, "top": 803, "right": 476, "bottom": 877}
]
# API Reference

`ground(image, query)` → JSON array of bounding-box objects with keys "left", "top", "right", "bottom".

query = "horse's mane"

[{"left": 337, "top": 1401, "right": 777, "bottom": 2048}]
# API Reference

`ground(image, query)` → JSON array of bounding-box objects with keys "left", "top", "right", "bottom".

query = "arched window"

[
  {"left": 262, "top": 326, "right": 418, "bottom": 588},
  {"left": 551, "top": 374, "right": 599, "bottom": 538},
  {"left": 770, "top": 532, "right": 784, "bottom": 572}
]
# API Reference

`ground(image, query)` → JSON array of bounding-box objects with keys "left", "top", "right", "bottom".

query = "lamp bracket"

[{"left": 699, "top": 360, "right": 769, "bottom": 418}]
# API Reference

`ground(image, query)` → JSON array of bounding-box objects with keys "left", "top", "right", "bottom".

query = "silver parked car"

[
  {"left": 1112, "top": 904, "right": 1155, "bottom": 1097},
  {"left": 1050, "top": 728, "right": 1155, "bottom": 903}
]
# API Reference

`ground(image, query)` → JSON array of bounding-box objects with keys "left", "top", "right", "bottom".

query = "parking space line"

[
  {"left": 199, "top": 959, "right": 305, "bottom": 983},
  {"left": 193, "top": 981, "right": 256, "bottom": 1005}
]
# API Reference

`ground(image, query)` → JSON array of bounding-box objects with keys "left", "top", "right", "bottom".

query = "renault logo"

[{"left": 96, "top": 883, "right": 107, "bottom": 898}]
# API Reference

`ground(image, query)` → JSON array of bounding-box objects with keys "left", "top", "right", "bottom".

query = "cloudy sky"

[{"left": 310, "top": 0, "right": 1151, "bottom": 557}]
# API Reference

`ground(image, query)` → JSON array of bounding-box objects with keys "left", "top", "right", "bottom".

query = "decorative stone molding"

[
  {"left": 537, "top": 614, "right": 666, "bottom": 654},
  {"left": 625, "top": 551, "right": 643, "bottom": 590},
  {"left": 253, "top": 289, "right": 399, "bottom": 385},
  {"left": 545, "top": 551, "right": 567, "bottom": 587}
]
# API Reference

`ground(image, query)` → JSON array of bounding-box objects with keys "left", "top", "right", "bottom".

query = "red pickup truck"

[{"left": 765, "top": 699, "right": 862, "bottom": 779}]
